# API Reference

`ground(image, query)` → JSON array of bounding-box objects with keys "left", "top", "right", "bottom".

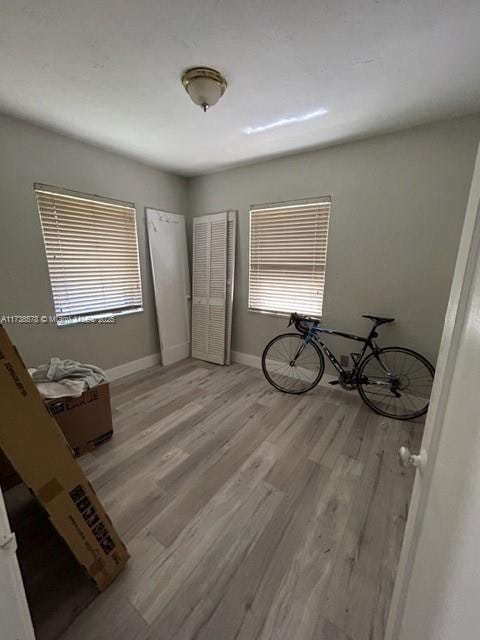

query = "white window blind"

[
  {"left": 35, "top": 184, "right": 143, "bottom": 325},
  {"left": 249, "top": 198, "right": 331, "bottom": 317}
]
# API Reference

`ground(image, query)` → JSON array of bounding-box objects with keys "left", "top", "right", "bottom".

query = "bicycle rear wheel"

[
  {"left": 357, "top": 347, "right": 435, "bottom": 420},
  {"left": 262, "top": 333, "right": 325, "bottom": 394}
]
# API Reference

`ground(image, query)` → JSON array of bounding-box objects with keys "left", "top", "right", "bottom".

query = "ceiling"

[{"left": 1, "top": 0, "right": 480, "bottom": 176}]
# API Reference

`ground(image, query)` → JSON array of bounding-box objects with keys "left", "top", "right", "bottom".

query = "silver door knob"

[{"left": 398, "top": 447, "right": 427, "bottom": 470}]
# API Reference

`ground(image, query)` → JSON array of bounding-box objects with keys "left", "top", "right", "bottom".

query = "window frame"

[
  {"left": 248, "top": 196, "right": 331, "bottom": 318},
  {"left": 35, "top": 183, "right": 144, "bottom": 327}
]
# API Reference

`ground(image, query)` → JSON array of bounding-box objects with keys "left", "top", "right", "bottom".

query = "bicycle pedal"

[{"left": 328, "top": 380, "right": 340, "bottom": 386}]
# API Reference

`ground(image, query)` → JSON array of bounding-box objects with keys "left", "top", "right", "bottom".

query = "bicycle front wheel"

[
  {"left": 262, "top": 333, "right": 325, "bottom": 394},
  {"left": 357, "top": 347, "right": 435, "bottom": 420}
]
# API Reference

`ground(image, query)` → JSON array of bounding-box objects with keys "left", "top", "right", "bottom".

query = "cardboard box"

[
  {"left": 0, "top": 448, "right": 19, "bottom": 490},
  {"left": 0, "top": 325, "right": 128, "bottom": 590},
  {"left": 45, "top": 383, "right": 113, "bottom": 457},
  {"left": 1, "top": 382, "right": 114, "bottom": 488}
]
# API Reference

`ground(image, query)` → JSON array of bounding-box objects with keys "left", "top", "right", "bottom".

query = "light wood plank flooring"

[{"left": 58, "top": 358, "right": 423, "bottom": 640}]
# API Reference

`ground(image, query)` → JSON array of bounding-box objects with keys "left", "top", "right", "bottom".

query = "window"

[
  {"left": 249, "top": 198, "right": 331, "bottom": 317},
  {"left": 35, "top": 184, "right": 143, "bottom": 325}
]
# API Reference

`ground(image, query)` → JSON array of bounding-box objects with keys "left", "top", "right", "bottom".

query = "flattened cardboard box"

[
  {"left": 0, "top": 325, "right": 128, "bottom": 590},
  {"left": 0, "top": 448, "right": 19, "bottom": 490}
]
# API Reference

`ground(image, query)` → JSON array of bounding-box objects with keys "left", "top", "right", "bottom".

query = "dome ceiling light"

[{"left": 182, "top": 67, "right": 227, "bottom": 112}]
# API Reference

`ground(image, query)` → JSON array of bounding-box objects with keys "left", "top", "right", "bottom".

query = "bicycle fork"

[
  {"left": 291, "top": 341, "right": 308, "bottom": 365},
  {"left": 291, "top": 330, "right": 317, "bottom": 365}
]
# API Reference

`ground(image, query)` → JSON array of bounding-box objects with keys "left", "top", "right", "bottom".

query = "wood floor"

[{"left": 58, "top": 358, "right": 423, "bottom": 640}]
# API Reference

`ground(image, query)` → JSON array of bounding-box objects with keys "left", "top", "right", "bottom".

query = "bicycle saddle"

[{"left": 362, "top": 314, "right": 395, "bottom": 325}]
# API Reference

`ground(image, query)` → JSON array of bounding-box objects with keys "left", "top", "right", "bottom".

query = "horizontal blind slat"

[
  {"left": 42, "top": 226, "right": 137, "bottom": 239},
  {"left": 36, "top": 195, "right": 134, "bottom": 215}
]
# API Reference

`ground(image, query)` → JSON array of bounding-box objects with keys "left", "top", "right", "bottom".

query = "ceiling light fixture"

[
  {"left": 182, "top": 67, "right": 227, "bottom": 112},
  {"left": 243, "top": 108, "right": 329, "bottom": 134}
]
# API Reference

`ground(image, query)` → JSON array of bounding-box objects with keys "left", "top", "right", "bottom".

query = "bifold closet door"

[
  {"left": 224, "top": 211, "right": 236, "bottom": 365},
  {"left": 192, "top": 211, "right": 236, "bottom": 365},
  {"left": 146, "top": 208, "right": 191, "bottom": 366},
  {"left": 192, "top": 213, "right": 228, "bottom": 364}
]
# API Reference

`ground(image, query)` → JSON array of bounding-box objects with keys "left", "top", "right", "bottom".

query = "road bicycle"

[{"left": 261, "top": 313, "right": 435, "bottom": 421}]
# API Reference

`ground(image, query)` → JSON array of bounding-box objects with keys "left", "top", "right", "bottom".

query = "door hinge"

[{"left": 0, "top": 531, "right": 17, "bottom": 552}]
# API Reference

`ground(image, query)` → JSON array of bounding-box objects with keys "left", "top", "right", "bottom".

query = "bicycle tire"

[
  {"left": 262, "top": 333, "right": 325, "bottom": 394},
  {"left": 357, "top": 347, "right": 435, "bottom": 420}
]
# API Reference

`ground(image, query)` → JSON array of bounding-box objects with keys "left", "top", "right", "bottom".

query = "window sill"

[
  {"left": 248, "top": 308, "right": 323, "bottom": 321},
  {"left": 56, "top": 307, "right": 143, "bottom": 327},
  {"left": 248, "top": 308, "right": 290, "bottom": 319}
]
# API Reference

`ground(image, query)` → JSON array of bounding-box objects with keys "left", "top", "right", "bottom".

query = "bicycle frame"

[{"left": 299, "top": 323, "right": 394, "bottom": 384}]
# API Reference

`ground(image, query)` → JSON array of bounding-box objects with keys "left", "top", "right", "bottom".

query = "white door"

[
  {"left": 146, "top": 208, "right": 191, "bottom": 366},
  {"left": 0, "top": 487, "right": 35, "bottom": 640},
  {"left": 387, "top": 145, "right": 480, "bottom": 639}
]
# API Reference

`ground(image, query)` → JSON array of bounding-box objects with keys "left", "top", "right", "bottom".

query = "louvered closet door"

[
  {"left": 192, "top": 213, "right": 227, "bottom": 364},
  {"left": 224, "top": 211, "right": 236, "bottom": 365}
]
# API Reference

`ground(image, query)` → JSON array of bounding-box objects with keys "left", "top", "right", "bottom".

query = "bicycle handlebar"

[{"left": 288, "top": 312, "right": 320, "bottom": 334}]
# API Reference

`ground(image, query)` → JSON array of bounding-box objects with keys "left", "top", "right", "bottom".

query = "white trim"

[
  {"left": 250, "top": 196, "right": 332, "bottom": 211},
  {"left": 57, "top": 307, "right": 143, "bottom": 327},
  {"left": 105, "top": 352, "right": 161, "bottom": 382},
  {"left": 231, "top": 350, "right": 339, "bottom": 389},
  {"left": 231, "top": 350, "right": 261, "bottom": 369},
  {"left": 386, "top": 143, "right": 480, "bottom": 639}
]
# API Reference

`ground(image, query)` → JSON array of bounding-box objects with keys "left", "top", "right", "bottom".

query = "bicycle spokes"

[
  {"left": 262, "top": 334, "right": 324, "bottom": 394},
  {"left": 359, "top": 348, "right": 434, "bottom": 419}
]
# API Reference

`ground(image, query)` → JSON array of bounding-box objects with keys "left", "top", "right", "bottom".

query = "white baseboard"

[
  {"left": 231, "top": 350, "right": 339, "bottom": 389},
  {"left": 105, "top": 352, "right": 161, "bottom": 382},
  {"left": 231, "top": 350, "right": 261, "bottom": 369}
]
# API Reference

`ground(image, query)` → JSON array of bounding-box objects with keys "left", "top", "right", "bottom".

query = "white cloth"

[
  {"left": 29, "top": 357, "right": 106, "bottom": 398},
  {"left": 32, "top": 379, "right": 88, "bottom": 399}
]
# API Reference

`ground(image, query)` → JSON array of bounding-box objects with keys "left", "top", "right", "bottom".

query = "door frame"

[
  {"left": 0, "top": 486, "right": 36, "bottom": 640},
  {"left": 386, "top": 145, "right": 480, "bottom": 639}
]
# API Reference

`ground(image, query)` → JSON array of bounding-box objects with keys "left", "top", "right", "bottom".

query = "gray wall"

[
  {"left": 0, "top": 113, "right": 187, "bottom": 369},
  {"left": 2, "top": 112, "right": 479, "bottom": 371},
  {"left": 188, "top": 115, "right": 480, "bottom": 367}
]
